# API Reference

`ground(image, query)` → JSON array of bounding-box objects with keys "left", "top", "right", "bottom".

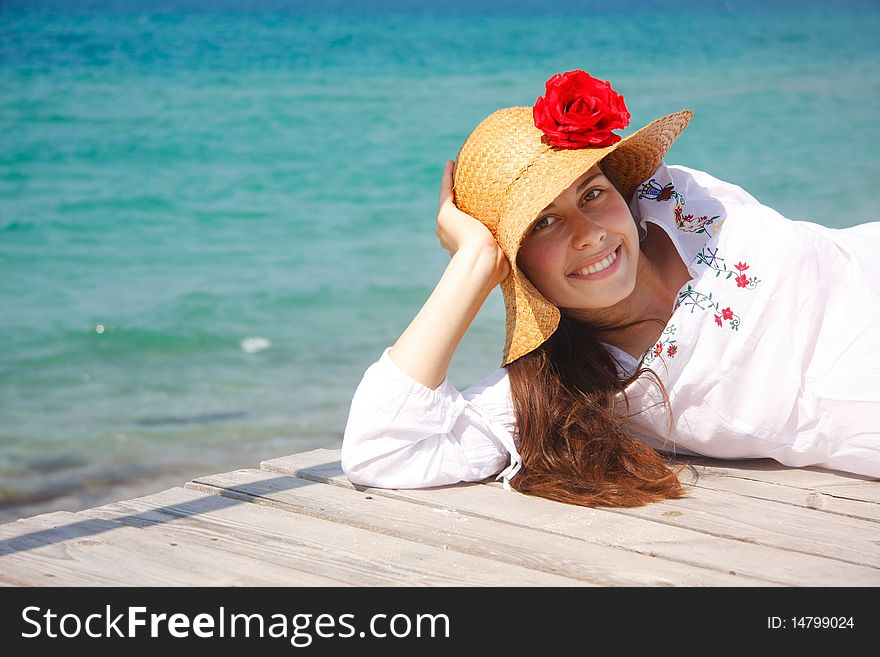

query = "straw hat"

[{"left": 452, "top": 70, "right": 693, "bottom": 366}]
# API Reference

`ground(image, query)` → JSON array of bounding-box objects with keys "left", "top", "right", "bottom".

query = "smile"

[{"left": 568, "top": 245, "right": 621, "bottom": 279}]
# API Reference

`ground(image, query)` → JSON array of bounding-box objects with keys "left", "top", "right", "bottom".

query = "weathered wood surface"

[
  {"left": 1, "top": 448, "right": 877, "bottom": 586},
  {"left": 187, "top": 469, "right": 762, "bottom": 586}
]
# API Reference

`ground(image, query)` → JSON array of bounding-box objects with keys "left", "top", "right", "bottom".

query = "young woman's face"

[{"left": 516, "top": 164, "right": 640, "bottom": 313}]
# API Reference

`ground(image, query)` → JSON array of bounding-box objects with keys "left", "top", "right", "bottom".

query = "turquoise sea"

[{"left": 2, "top": 0, "right": 879, "bottom": 521}]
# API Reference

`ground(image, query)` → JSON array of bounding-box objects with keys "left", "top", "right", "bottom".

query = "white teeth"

[{"left": 573, "top": 248, "right": 618, "bottom": 276}]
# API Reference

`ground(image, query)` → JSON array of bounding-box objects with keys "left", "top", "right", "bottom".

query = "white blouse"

[{"left": 342, "top": 163, "right": 880, "bottom": 490}]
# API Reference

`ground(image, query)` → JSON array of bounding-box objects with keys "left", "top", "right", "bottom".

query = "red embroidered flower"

[
  {"left": 714, "top": 314, "right": 723, "bottom": 327},
  {"left": 673, "top": 205, "right": 696, "bottom": 226},
  {"left": 657, "top": 184, "right": 674, "bottom": 201},
  {"left": 721, "top": 307, "right": 734, "bottom": 320},
  {"left": 734, "top": 262, "right": 749, "bottom": 272},
  {"left": 533, "top": 70, "right": 631, "bottom": 149},
  {"left": 653, "top": 342, "right": 663, "bottom": 356},
  {"left": 667, "top": 345, "right": 677, "bottom": 357},
  {"left": 735, "top": 274, "right": 750, "bottom": 288}
]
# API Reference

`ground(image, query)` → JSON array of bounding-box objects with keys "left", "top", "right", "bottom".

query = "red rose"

[{"left": 533, "top": 70, "right": 631, "bottom": 149}]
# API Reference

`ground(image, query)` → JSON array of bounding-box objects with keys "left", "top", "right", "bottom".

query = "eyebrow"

[{"left": 542, "top": 172, "right": 605, "bottom": 209}]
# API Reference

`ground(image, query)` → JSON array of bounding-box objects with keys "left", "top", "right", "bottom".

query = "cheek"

[
  {"left": 620, "top": 204, "right": 640, "bottom": 237},
  {"left": 518, "top": 243, "right": 559, "bottom": 286}
]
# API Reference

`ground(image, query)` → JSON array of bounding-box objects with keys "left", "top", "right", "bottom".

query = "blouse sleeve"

[{"left": 341, "top": 348, "right": 522, "bottom": 490}]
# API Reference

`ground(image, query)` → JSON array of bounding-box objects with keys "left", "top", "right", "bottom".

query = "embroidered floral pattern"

[
  {"left": 694, "top": 249, "right": 762, "bottom": 289},
  {"left": 676, "top": 286, "right": 741, "bottom": 331},
  {"left": 673, "top": 205, "right": 720, "bottom": 235},
  {"left": 638, "top": 178, "right": 684, "bottom": 204},
  {"left": 638, "top": 173, "right": 764, "bottom": 342},
  {"left": 732, "top": 261, "right": 761, "bottom": 289},
  {"left": 643, "top": 324, "right": 678, "bottom": 365},
  {"left": 638, "top": 177, "right": 719, "bottom": 235}
]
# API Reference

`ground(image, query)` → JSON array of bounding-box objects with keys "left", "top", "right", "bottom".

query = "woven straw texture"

[{"left": 453, "top": 106, "right": 693, "bottom": 365}]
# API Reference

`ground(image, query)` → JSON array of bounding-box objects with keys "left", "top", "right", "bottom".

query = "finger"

[{"left": 438, "top": 160, "right": 453, "bottom": 208}]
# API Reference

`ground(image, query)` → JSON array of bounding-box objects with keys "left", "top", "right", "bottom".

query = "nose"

[{"left": 569, "top": 213, "right": 606, "bottom": 249}]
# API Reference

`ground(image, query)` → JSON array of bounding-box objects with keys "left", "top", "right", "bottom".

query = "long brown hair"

[{"left": 506, "top": 161, "right": 685, "bottom": 508}]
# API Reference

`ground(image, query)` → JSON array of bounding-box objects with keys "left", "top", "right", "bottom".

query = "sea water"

[{"left": 1, "top": 0, "right": 878, "bottom": 521}]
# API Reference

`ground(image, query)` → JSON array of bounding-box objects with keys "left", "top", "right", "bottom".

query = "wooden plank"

[
  {"left": 262, "top": 448, "right": 369, "bottom": 480},
  {"left": 262, "top": 450, "right": 880, "bottom": 586},
  {"left": 0, "top": 510, "right": 343, "bottom": 587},
  {"left": 187, "top": 468, "right": 768, "bottom": 586},
  {"left": 813, "top": 483, "right": 880, "bottom": 504},
  {"left": 673, "top": 457, "right": 879, "bottom": 490},
  {"left": 608, "top": 485, "right": 880, "bottom": 568},
  {"left": 677, "top": 467, "right": 880, "bottom": 522},
  {"left": 270, "top": 451, "right": 880, "bottom": 565},
  {"left": 78, "top": 487, "right": 586, "bottom": 587}
]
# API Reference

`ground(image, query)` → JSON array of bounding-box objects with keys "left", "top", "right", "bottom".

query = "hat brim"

[{"left": 497, "top": 108, "right": 693, "bottom": 366}]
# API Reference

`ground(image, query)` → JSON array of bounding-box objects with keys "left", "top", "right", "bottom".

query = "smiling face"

[{"left": 516, "top": 163, "right": 641, "bottom": 317}]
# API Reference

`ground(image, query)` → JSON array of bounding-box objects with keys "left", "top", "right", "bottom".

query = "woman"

[{"left": 341, "top": 69, "right": 880, "bottom": 508}]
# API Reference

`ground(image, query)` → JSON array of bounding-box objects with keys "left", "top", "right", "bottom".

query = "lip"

[{"left": 567, "top": 245, "right": 622, "bottom": 280}]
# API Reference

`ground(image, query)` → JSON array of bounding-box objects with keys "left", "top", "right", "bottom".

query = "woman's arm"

[
  {"left": 341, "top": 350, "right": 519, "bottom": 488},
  {"left": 341, "top": 160, "right": 518, "bottom": 490},
  {"left": 389, "top": 160, "right": 509, "bottom": 389}
]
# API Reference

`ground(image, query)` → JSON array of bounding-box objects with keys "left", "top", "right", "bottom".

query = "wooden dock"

[{"left": 1, "top": 448, "right": 878, "bottom": 586}]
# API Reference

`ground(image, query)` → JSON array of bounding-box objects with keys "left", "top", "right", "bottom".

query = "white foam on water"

[{"left": 239, "top": 336, "right": 271, "bottom": 353}]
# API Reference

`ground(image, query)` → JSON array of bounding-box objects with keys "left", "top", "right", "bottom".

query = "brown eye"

[
  {"left": 532, "top": 216, "right": 558, "bottom": 232},
  {"left": 580, "top": 189, "right": 602, "bottom": 204}
]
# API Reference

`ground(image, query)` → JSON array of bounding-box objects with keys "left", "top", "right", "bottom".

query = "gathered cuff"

[{"left": 376, "top": 347, "right": 522, "bottom": 489}]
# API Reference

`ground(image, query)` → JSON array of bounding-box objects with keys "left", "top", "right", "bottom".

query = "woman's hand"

[{"left": 436, "top": 160, "right": 510, "bottom": 285}]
